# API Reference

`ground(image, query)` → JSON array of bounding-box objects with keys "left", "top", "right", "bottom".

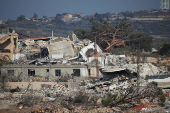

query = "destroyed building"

[
  {"left": 48, "top": 37, "right": 74, "bottom": 59},
  {"left": 0, "top": 34, "right": 105, "bottom": 79},
  {"left": 0, "top": 32, "right": 169, "bottom": 81},
  {"left": 1, "top": 32, "right": 170, "bottom": 112},
  {"left": 0, "top": 27, "right": 18, "bottom": 61},
  {"left": 0, "top": 64, "right": 89, "bottom": 79}
]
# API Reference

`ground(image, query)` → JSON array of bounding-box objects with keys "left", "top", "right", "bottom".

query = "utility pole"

[
  {"left": 95, "top": 37, "right": 99, "bottom": 81},
  {"left": 50, "top": 31, "right": 53, "bottom": 44},
  {"left": 40, "top": 46, "right": 41, "bottom": 59},
  {"left": 137, "top": 40, "right": 141, "bottom": 104}
]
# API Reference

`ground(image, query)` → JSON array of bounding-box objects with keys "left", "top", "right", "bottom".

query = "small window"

[
  {"left": 46, "top": 69, "right": 49, "bottom": 72},
  {"left": 88, "top": 69, "right": 91, "bottom": 75},
  {"left": 8, "top": 70, "right": 14, "bottom": 76},
  {"left": 28, "top": 69, "right": 35, "bottom": 76},
  {"left": 73, "top": 69, "right": 80, "bottom": 77},
  {"left": 55, "top": 69, "right": 61, "bottom": 76}
]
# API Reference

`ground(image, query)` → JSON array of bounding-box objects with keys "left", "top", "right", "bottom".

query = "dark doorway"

[
  {"left": 73, "top": 69, "right": 80, "bottom": 77},
  {"left": 28, "top": 69, "right": 35, "bottom": 76},
  {"left": 46, "top": 69, "right": 49, "bottom": 72},
  {"left": 55, "top": 69, "right": 61, "bottom": 76},
  {"left": 8, "top": 70, "right": 14, "bottom": 76}
]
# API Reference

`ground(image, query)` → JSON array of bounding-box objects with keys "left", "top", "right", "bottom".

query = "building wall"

[
  {"left": 48, "top": 40, "right": 74, "bottom": 57},
  {"left": 0, "top": 65, "right": 89, "bottom": 78},
  {"left": 88, "top": 67, "right": 102, "bottom": 78},
  {"left": 130, "top": 17, "right": 164, "bottom": 21},
  {"left": 7, "top": 82, "right": 60, "bottom": 90},
  {"left": 0, "top": 35, "right": 18, "bottom": 60},
  {"left": 0, "top": 38, "right": 11, "bottom": 50}
]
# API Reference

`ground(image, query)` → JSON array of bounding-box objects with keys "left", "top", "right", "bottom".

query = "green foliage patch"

[{"left": 102, "top": 93, "right": 117, "bottom": 106}]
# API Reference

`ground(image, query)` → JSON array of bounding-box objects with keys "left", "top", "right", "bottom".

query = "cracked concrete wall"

[
  {"left": 0, "top": 65, "right": 89, "bottom": 77},
  {"left": 0, "top": 35, "right": 18, "bottom": 61},
  {"left": 48, "top": 40, "right": 74, "bottom": 57}
]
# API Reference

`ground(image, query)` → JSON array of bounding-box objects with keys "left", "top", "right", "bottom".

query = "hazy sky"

[{"left": 0, "top": 0, "right": 162, "bottom": 21}]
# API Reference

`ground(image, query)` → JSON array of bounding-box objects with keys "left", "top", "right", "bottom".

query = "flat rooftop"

[{"left": 0, "top": 64, "right": 87, "bottom": 68}]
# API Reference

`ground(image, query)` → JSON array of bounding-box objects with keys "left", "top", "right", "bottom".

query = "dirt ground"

[
  {"left": 0, "top": 108, "right": 36, "bottom": 113},
  {"left": 0, "top": 99, "right": 37, "bottom": 113}
]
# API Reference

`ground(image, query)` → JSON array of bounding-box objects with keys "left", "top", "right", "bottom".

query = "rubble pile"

[
  {"left": 31, "top": 105, "right": 114, "bottom": 113},
  {"left": 1, "top": 74, "right": 170, "bottom": 112},
  {"left": 1, "top": 33, "right": 170, "bottom": 112},
  {"left": 126, "top": 63, "right": 168, "bottom": 77}
]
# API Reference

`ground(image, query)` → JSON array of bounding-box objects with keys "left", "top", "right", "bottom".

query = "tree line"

[{"left": 74, "top": 17, "right": 153, "bottom": 54}]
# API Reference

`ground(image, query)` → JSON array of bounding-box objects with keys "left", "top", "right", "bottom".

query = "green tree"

[
  {"left": 32, "top": 13, "right": 38, "bottom": 18},
  {"left": 53, "top": 14, "right": 64, "bottom": 24},
  {"left": 16, "top": 15, "right": 27, "bottom": 22},
  {"left": 159, "top": 43, "right": 170, "bottom": 56},
  {"left": 6, "top": 19, "right": 15, "bottom": 24},
  {"left": 74, "top": 18, "right": 133, "bottom": 52},
  {"left": 94, "top": 13, "right": 101, "bottom": 21},
  {"left": 74, "top": 29, "right": 93, "bottom": 40},
  {"left": 129, "top": 31, "right": 153, "bottom": 52}
]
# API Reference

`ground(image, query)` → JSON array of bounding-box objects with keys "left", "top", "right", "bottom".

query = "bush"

[
  {"left": 73, "top": 91, "right": 88, "bottom": 104},
  {"left": 159, "top": 43, "right": 170, "bottom": 56},
  {"left": 74, "top": 97, "right": 83, "bottom": 103},
  {"left": 148, "top": 81, "right": 165, "bottom": 107},
  {"left": 151, "top": 81, "right": 158, "bottom": 87},
  {"left": 111, "top": 46, "right": 131, "bottom": 55},
  {"left": 101, "top": 93, "right": 117, "bottom": 106},
  {"left": 59, "top": 75, "right": 68, "bottom": 82},
  {"left": 157, "top": 87, "right": 166, "bottom": 107},
  {"left": 102, "top": 97, "right": 112, "bottom": 106}
]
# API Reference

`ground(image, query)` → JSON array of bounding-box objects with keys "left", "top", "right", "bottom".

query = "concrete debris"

[
  {"left": 126, "top": 63, "right": 169, "bottom": 77},
  {"left": 1, "top": 33, "right": 170, "bottom": 112},
  {"left": 25, "top": 39, "right": 35, "bottom": 46},
  {"left": 79, "top": 42, "right": 102, "bottom": 61},
  {"left": 48, "top": 39, "right": 74, "bottom": 58}
]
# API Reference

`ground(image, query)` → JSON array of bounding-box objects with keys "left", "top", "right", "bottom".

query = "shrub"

[
  {"left": 74, "top": 97, "right": 83, "bottom": 103},
  {"left": 157, "top": 87, "right": 166, "bottom": 107},
  {"left": 59, "top": 75, "right": 68, "bottom": 82},
  {"left": 148, "top": 81, "right": 166, "bottom": 107},
  {"left": 73, "top": 91, "right": 88, "bottom": 104},
  {"left": 102, "top": 97, "right": 112, "bottom": 106},
  {"left": 151, "top": 81, "right": 158, "bottom": 87},
  {"left": 101, "top": 93, "right": 117, "bottom": 106},
  {"left": 111, "top": 46, "right": 131, "bottom": 55}
]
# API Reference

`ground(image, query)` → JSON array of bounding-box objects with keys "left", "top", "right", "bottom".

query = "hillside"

[{"left": 1, "top": 11, "right": 170, "bottom": 39}]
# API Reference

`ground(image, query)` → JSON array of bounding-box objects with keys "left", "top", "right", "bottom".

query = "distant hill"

[{"left": 1, "top": 10, "right": 170, "bottom": 39}]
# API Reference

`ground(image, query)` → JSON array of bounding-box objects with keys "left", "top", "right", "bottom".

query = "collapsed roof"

[{"left": 79, "top": 42, "right": 103, "bottom": 61}]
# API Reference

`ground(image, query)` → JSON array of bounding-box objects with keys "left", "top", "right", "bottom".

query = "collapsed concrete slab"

[
  {"left": 126, "top": 63, "right": 169, "bottom": 77},
  {"left": 100, "top": 66, "right": 133, "bottom": 80},
  {"left": 79, "top": 42, "right": 103, "bottom": 61},
  {"left": 48, "top": 40, "right": 74, "bottom": 58}
]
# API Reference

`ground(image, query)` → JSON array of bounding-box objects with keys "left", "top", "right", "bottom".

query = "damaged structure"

[
  {"left": 0, "top": 32, "right": 169, "bottom": 79},
  {"left": 1, "top": 32, "right": 170, "bottom": 112},
  {"left": 0, "top": 27, "right": 18, "bottom": 61}
]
